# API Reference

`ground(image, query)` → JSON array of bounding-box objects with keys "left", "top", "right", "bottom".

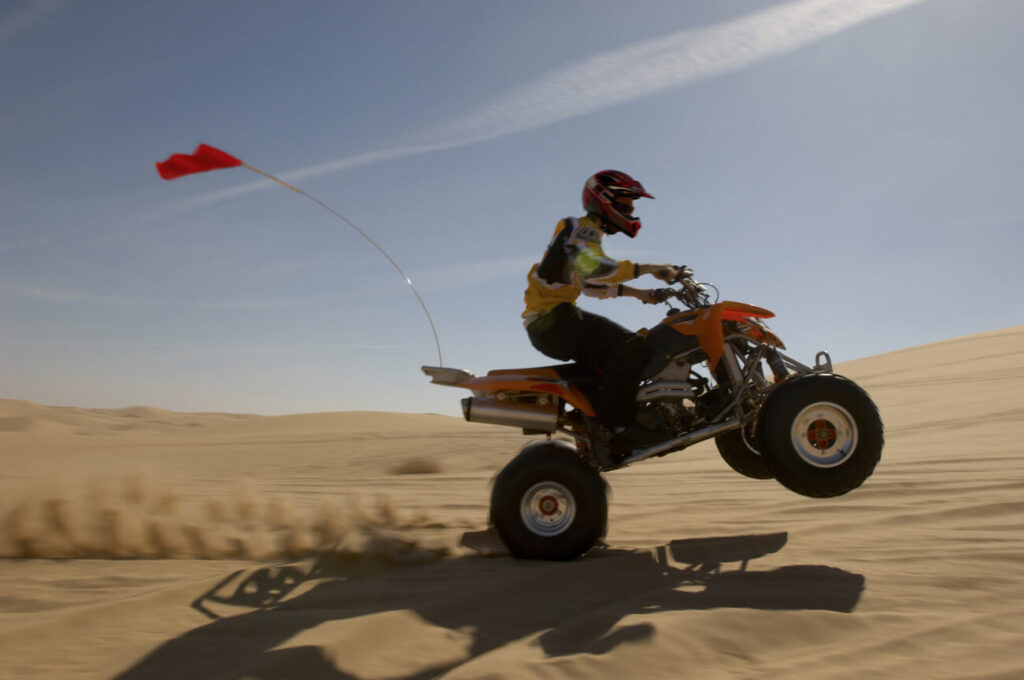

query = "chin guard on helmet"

[{"left": 582, "top": 170, "right": 653, "bottom": 238}]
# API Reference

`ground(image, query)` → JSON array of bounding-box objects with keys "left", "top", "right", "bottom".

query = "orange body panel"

[
  {"left": 463, "top": 373, "right": 597, "bottom": 417},
  {"left": 662, "top": 301, "right": 778, "bottom": 370}
]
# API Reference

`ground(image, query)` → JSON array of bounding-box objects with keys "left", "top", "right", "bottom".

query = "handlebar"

[{"left": 651, "top": 265, "right": 719, "bottom": 309}]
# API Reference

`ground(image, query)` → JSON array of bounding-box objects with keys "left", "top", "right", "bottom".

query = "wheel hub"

[
  {"left": 520, "top": 482, "right": 576, "bottom": 537},
  {"left": 538, "top": 495, "right": 559, "bottom": 515},
  {"left": 790, "top": 402, "right": 858, "bottom": 468},
  {"left": 808, "top": 419, "right": 838, "bottom": 449}
]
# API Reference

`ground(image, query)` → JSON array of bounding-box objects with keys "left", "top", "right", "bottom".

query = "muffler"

[{"left": 462, "top": 397, "right": 558, "bottom": 432}]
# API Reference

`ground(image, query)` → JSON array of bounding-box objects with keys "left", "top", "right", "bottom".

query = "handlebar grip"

[
  {"left": 653, "top": 288, "right": 674, "bottom": 303},
  {"left": 676, "top": 265, "right": 694, "bottom": 280}
]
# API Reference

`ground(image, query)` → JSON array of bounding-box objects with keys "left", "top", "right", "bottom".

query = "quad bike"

[{"left": 422, "top": 269, "right": 883, "bottom": 560}]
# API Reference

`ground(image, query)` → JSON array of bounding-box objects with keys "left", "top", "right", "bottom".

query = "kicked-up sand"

[{"left": 0, "top": 326, "right": 1022, "bottom": 679}]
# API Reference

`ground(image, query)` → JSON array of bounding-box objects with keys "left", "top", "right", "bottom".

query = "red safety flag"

[
  {"left": 151, "top": 141, "right": 444, "bottom": 363},
  {"left": 155, "top": 144, "right": 242, "bottom": 180}
]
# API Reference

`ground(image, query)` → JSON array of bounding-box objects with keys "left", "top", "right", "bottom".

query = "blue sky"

[{"left": 2, "top": 0, "right": 1022, "bottom": 415}]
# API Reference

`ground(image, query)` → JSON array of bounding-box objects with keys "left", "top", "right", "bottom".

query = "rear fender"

[{"left": 463, "top": 374, "right": 597, "bottom": 418}]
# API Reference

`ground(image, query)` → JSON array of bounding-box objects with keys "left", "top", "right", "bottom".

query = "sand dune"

[
  {"left": 1, "top": 326, "right": 1022, "bottom": 679},
  {"left": 0, "top": 400, "right": 258, "bottom": 434}
]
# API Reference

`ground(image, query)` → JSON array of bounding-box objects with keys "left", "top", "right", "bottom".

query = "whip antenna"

[{"left": 156, "top": 144, "right": 444, "bottom": 366}]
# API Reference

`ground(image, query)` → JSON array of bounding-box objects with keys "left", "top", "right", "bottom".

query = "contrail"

[
  {"left": 173, "top": 0, "right": 927, "bottom": 211},
  {"left": 418, "top": 0, "right": 928, "bottom": 146}
]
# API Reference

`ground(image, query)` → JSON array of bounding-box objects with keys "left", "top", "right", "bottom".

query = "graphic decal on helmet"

[{"left": 581, "top": 170, "right": 654, "bottom": 238}]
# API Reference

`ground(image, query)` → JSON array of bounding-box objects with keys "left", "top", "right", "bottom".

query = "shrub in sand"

[{"left": 390, "top": 457, "right": 442, "bottom": 475}]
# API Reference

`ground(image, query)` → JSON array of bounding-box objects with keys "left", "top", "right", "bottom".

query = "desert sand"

[{"left": 1, "top": 326, "right": 1022, "bottom": 679}]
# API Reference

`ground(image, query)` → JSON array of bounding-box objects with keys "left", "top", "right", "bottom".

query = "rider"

[{"left": 523, "top": 170, "right": 678, "bottom": 455}]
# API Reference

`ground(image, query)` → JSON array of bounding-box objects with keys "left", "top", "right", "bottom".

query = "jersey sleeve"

[
  {"left": 580, "top": 283, "right": 619, "bottom": 299},
  {"left": 535, "top": 220, "right": 572, "bottom": 285},
  {"left": 573, "top": 238, "right": 637, "bottom": 285}
]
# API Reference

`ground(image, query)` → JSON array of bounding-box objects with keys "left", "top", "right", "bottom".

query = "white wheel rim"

[
  {"left": 520, "top": 481, "right": 576, "bottom": 537},
  {"left": 790, "top": 402, "right": 858, "bottom": 468}
]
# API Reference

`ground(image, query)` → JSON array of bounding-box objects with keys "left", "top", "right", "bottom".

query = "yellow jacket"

[{"left": 523, "top": 215, "right": 638, "bottom": 324}]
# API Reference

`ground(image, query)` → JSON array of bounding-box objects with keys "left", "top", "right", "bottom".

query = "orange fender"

[
  {"left": 662, "top": 301, "right": 776, "bottom": 370},
  {"left": 463, "top": 373, "right": 597, "bottom": 417}
]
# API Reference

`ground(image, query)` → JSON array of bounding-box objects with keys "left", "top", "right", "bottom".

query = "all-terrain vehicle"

[{"left": 423, "top": 270, "right": 883, "bottom": 560}]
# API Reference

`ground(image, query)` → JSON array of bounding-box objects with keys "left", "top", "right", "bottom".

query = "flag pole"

[{"left": 240, "top": 162, "right": 444, "bottom": 366}]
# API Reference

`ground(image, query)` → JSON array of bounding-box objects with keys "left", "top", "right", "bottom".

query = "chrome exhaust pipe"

[{"left": 462, "top": 397, "right": 558, "bottom": 432}]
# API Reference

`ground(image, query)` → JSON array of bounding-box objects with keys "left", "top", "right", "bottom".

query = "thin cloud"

[
  {"left": 0, "top": 233, "right": 60, "bottom": 254},
  {"left": 168, "top": 0, "right": 926, "bottom": 214},
  {"left": 0, "top": 275, "right": 459, "bottom": 308},
  {"left": 409, "top": 255, "right": 537, "bottom": 293},
  {"left": 0, "top": 280, "right": 319, "bottom": 310},
  {"left": 154, "top": 142, "right": 458, "bottom": 220},
  {"left": 418, "top": 0, "right": 928, "bottom": 146},
  {"left": 0, "top": 338, "right": 424, "bottom": 353},
  {"left": 408, "top": 249, "right": 659, "bottom": 293},
  {"left": 0, "top": 0, "right": 68, "bottom": 50},
  {"left": 0, "top": 281, "right": 135, "bottom": 305}
]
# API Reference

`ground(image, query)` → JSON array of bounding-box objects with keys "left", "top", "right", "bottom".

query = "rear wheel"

[
  {"left": 757, "top": 374, "right": 883, "bottom": 498},
  {"left": 490, "top": 440, "right": 607, "bottom": 560},
  {"left": 715, "top": 420, "right": 774, "bottom": 480}
]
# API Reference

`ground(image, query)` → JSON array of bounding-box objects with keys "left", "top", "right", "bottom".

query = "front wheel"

[
  {"left": 490, "top": 440, "right": 607, "bottom": 560},
  {"left": 757, "top": 374, "right": 883, "bottom": 498}
]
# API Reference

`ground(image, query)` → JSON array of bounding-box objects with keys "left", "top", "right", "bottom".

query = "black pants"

[{"left": 527, "top": 303, "right": 651, "bottom": 429}]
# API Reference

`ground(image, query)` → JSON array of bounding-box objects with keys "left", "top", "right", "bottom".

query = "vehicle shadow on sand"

[{"left": 114, "top": 531, "right": 864, "bottom": 680}]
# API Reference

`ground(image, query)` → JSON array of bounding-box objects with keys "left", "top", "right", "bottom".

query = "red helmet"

[{"left": 582, "top": 170, "right": 654, "bottom": 238}]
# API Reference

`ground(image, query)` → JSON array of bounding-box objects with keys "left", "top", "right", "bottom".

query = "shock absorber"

[{"left": 767, "top": 349, "right": 789, "bottom": 382}]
